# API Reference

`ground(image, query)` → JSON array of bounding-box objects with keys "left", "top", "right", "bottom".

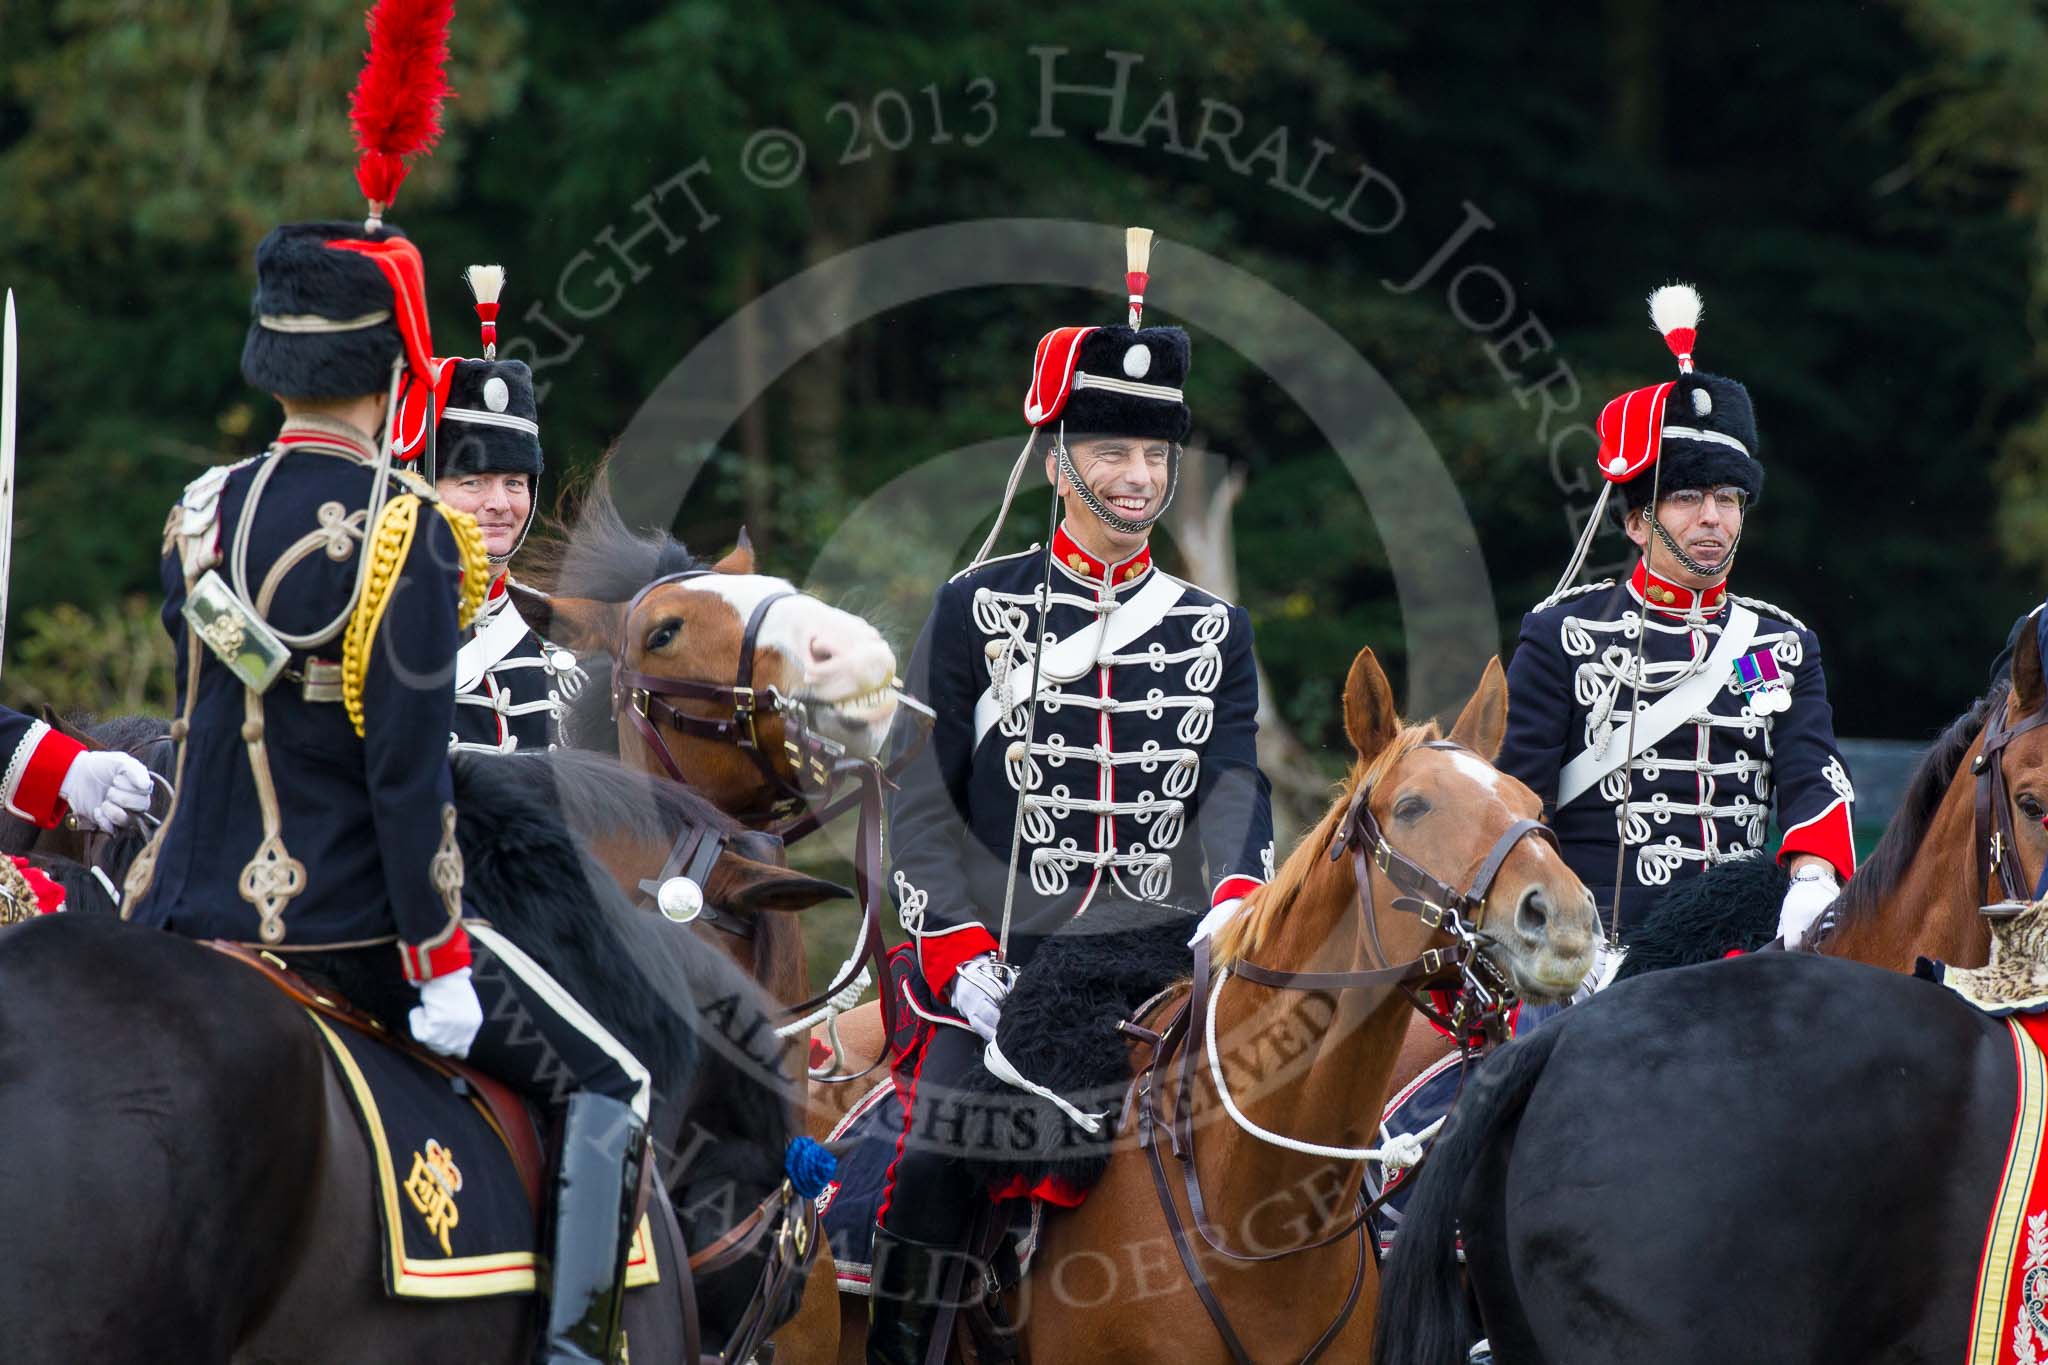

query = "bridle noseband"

[{"left": 1975, "top": 694, "right": 2048, "bottom": 912}]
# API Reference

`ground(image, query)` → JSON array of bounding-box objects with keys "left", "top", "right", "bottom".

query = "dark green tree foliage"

[{"left": 0, "top": 0, "right": 2035, "bottom": 745}]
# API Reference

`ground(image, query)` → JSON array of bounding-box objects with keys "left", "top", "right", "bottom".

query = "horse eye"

[
  {"left": 1394, "top": 796, "right": 1430, "bottom": 822},
  {"left": 646, "top": 621, "right": 681, "bottom": 652},
  {"left": 2023, "top": 795, "right": 2045, "bottom": 822}
]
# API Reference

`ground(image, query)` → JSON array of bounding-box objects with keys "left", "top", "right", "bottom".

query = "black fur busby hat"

[
  {"left": 1596, "top": 284, "right": 1765, "bottom": 510},
  {"left": 1060, "top": 325, "right": 1192, "bottom": 443},
  {"left": 239, "top": 220, "right": 414, "bottom": 400},
  {"left": 440, "top": 358, "right": 542, "bottom": 478},
  {"left": 1628, "top": 370, "right": 1764, "bottom": 510}
]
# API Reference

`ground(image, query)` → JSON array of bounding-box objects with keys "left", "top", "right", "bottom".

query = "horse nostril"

[
  {"left": 807, "top": 633, "right": 838, "bottom": 667},
  {"left": 1516, "top": 887, "right": 1550, "bottom": 943}
]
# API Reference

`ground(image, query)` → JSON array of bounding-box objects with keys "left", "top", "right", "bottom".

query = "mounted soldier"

[
  {"left": 1498, "top": 284, "right": 1856, "bottom": 950},
  {"left": 431, "top": 265, "right": 582, "bottom": 755},
  {"left": 871, "top": 230, "right": 1276, "bottom": 1364},
  {"left": 120, "top": 18, "right": 653, "bottom": 1362}
]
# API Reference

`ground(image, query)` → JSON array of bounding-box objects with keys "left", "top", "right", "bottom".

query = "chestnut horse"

[
  {"left": 516, "top": 476, "right": 903, "bottom": 1008},
  {"left": 783, "top": 648, "right": 1602, "bottom": 1363},
  {"left": 1370, "top": 622, "right": 2048, "bottom": 1134}
]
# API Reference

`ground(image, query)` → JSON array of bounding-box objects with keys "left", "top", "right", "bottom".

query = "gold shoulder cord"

[
  {"left": 437, "top": 503, "right": 490, "bottom": 630},
  {"left": 342, "top": 493, "right": 422, "bottom": 737},
  {"left": 340, "top": 497, "right": 491, "bottom": 737}
]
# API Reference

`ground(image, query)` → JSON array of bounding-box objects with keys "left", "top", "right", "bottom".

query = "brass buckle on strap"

[
  {"left": 1373, "top": 840, "right": 1392, "bottom": 874},
  {"left": 1416, "top": 900, "right": 1445, "bottom": 930},
  {"left": 1420, "top": 947, "right": 1446, "bottom": 976}
]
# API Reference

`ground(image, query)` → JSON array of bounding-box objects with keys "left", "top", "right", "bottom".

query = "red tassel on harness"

[{"left": 347, "top": 0, "right": 456, "bottom": 224}]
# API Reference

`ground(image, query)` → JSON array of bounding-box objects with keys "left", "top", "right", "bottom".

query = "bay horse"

[
  {"left": 789, "top": 647, "right": 1603, "bottom": 1363},
  {"left": 518, "top": 473, "right": 905, "bottom": 1011},
  {"left": 0, "top": 747, "right": 811, "bottom": 1363},
  {"left": 1370, "top": 618, "right": 2048, "bottom": 1365}
]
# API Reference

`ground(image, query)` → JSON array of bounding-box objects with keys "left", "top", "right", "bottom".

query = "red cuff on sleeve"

[
  {"left": 399, "top": 923, "right": 473, "bottom": 984},
  {"left": 9, "top": 729, "right": 84, "bottom": 829},
  {"left": 1778, "top": 798, "right": 1855, "bottom": 883},
  {"left": 916, "top": 924, "right": 1000, "bottom": 997},
  {"left": 1212, "top": 875, "right": 1264, "bottom": 908}
]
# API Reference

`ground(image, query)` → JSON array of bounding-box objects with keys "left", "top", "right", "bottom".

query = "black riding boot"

[
  {"left": 868, "top": 1225, "right": 955, "bottom": 1365},
  {"left": 536, "top": 1093, "right": 646, "bottom": 1365}
]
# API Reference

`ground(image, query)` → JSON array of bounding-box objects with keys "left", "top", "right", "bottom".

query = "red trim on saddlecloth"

[
  {"left": 1628, "top": 560, "right": 1727, "bottom": 615},
  {"left": 12, "top": 856, "right": 64, "bottom": 913},
  {"left": 13, "top": 729, "right": 83, "bottom": 829},
  {"left": 916, "top": 924, "right": 1000, "bottom": 998},
  {"left": 1778, "top": 797, "right": 1856, "bottom": 883},
  {"left": 399, "top": 922, "right": 473, "bottom": 984},
  {"left": 989, "top": 1172, "right": 1088, "bottom": 1208},
  {"left": 1212, "top": 875, "right": 1263, "bottom": 908},
  {"left": 1050, "top": 522, "right": 1151, "bottom": 585}
]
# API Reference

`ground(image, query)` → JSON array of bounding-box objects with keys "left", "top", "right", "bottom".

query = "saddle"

[{"left": 208, "top": 942, "right": 661, "bottom": 1301}]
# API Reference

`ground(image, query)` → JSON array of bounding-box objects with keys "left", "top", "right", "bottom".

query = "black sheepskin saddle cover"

[
  {"left": 1614, "top": 853, "right": 1791, "bottom": 982},
  {"left": 957, "top": 897, "right": 1196, "bottom": 1195}
]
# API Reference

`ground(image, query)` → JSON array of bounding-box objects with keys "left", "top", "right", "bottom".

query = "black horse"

[
  {"left": 0, "top": 744, "right": 810, "bottom": 1362},
  {"left": 1371, "top": 950, "right": 2017, "bottom": 1365}
]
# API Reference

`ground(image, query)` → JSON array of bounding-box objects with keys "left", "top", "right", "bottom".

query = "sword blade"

[{"left": 0, "top": 290, "right": 15, "bottom": 675}]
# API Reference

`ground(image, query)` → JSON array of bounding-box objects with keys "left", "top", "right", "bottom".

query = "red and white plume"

[
  {"left": 348, "top": 0, "right": 456, "bottom": 232},
  {"left": 1648, "top": 282, "right": 1701, "bottom": 374},
  {"left": 464, "top": 263, "right": 503, "bottom": 358},
  {"left": 1125, "top": 226, "right": 1153, "bottom": 328}
]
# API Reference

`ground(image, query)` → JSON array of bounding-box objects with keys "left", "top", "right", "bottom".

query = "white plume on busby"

[{"left": 1647, "top": 283, "right": 1701, "bottom": 374}]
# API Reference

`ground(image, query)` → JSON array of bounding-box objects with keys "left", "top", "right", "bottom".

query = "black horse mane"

[
  {"left": 524, "top": 470, "right": 715, "bottom": 606},
  {"left": 451, "top": 750, "right": 793, "bottom": 1169},
  {"left": 1825, "top": 684, "right": 2004, "bottom": 935}
]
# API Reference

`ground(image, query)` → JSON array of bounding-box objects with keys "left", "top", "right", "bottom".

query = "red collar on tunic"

[
  {"left": 1051, "top": 522, "right": 1152, "bottom": 587},
  {"left": 1629, "top": 560, "right": 1727, "bottom": 615}
]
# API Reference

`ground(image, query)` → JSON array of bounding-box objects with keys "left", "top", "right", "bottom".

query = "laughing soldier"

[
  {"left": 872, "top": 230, "right": 1275, "bottom": 1363},
  {"left": 1498, "top": 284, "right": 1856, "bottom": 948},
  {"left": 433, "top": 265, "right": 583, "bottom": 754}
]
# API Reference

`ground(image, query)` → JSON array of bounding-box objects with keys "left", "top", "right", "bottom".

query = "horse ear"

[
  {"left": 532, "top": 593, "right": 624, "bottom": 654},
  {"left": 1343, "top": 647, "right": 1400, "bottom": 762},
  {"left": 1449, "top": 656, "right": 1509, "bottom": 762},
  {"left": 715, "top": 533, "right": 756, "bottom": 576},
  {"left": 715, "top": 855, "right": 853, "bottom": 914},
  {"left": 2017, "top": 609, "right": 2047, "bottom": 719}
]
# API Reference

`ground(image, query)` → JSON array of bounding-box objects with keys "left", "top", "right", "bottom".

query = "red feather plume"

[{"left": 347, "top": 0, "right": 456, "bottom": 216}]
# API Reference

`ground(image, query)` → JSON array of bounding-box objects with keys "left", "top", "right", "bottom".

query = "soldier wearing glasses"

[{"left": 1498, "top": 285, "right": 1856, "bottom": 949}]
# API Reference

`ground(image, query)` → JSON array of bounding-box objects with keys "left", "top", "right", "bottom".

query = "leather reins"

[
  {"left": 1974, "top": 694, "right": 2048, "bottom": 909},
  {"left": 663, "top": 1168, "right": 820, "bottom": 1365}
]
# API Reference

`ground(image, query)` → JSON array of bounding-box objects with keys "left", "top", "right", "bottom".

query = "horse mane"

[
  {"left": 1823, "top": 684, "right": 2003, "bottom": 935},
  {"left": 521, "top": 461, "right": 714, "bottom": 605},
  {"left": 450, "top": 750, "right": 792, "bottom": 1170},
  {"left": 1212, "top": 720, "right": 1443, "bottom": 967}
]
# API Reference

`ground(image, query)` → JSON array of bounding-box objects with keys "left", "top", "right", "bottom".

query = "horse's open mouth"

[
  {"left": 1479, "top": 933, "right": 1596, "bottom": 1008},
  {"left": 802, "top": 683, "right": 900, "bottom": 753}
]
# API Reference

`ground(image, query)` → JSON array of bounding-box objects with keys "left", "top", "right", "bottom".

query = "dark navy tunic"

[
  {"left": 127, "top": 415, "right": 473, "bottom": 980},
  {"left": 450, "top": 578, "right": 578, "bottom": 755},
  {"left": 1498, "top": 562, "right": 1857, "bottom": 931},
  {"left": 888, "top": 525, "right": 1275, "bottom": 994}
]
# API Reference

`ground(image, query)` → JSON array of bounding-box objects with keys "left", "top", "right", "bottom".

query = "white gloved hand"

[
  {"left": 409, "top": 967, "right": 485, "bottom": 1058},
  {"left": 58, "top": 751, "right": 153, "bottom": 832},
  {"left": 1777, "top": 873, "right": 1840, "bottom": 950},
  {"left": 1188, "top": 897, "right": 1244, "bottom": 948},
  {"left": 950, "top": 952, "right": 1011, "bottom": 1045}
]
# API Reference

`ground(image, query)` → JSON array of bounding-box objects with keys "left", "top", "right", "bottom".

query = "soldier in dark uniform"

[
  {"left": 0, "top": 703, "right": 151, "bottom": 833},
  {"left": 433, "top": 265, "right": 581, "bottom": 755},
  {"left": 869, "top": 233, "right": 1275, "bottom": 1364},
  {"left": 121, "top": 205, "right": 652, "bottom": 1364},
  {"left": 1498, "top": 284, "right": 1855, "bottom": 950}
]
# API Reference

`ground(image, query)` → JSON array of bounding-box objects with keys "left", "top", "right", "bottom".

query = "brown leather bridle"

[
  {"left": 605, "top": 568, "right": 932, "bottom": 1055},
  {"left": 661, "top": 1168, "right": 820, "bottom": 1365},
  {"left": 1128, "top": 740, "right": 1555, "bottom": 1364},
  {"left": 1973, "top": 691, "right": 2048, "bottom": 911}
]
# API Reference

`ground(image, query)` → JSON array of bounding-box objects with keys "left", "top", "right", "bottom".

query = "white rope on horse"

[
  {"left": 1204, "top": 965, "right": 1446, "bottom": 1165},
  {"left": 773, "top": 963, "right": 872, "bottom": 1041}
]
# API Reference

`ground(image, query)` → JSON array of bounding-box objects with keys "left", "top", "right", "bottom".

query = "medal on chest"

[{"left": 1731, "top": 645, "right": 1790, "bottom": 715}]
